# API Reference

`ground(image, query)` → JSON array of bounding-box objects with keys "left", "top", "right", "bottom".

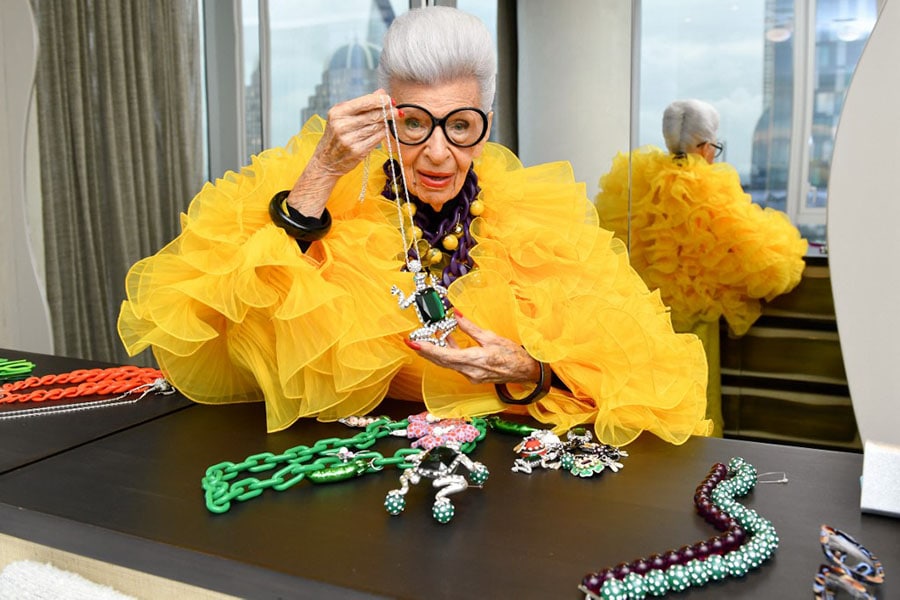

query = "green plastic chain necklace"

[{"left": 202, "top": 415, "right": 487, "bottom": 515}]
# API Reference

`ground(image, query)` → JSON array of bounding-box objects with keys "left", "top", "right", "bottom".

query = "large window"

[
  {"left": 637, "top": 0, "right": 877, "bottom": 254},
  {"left": 240, "top": 1, "right": 497, "bottom": 155}
]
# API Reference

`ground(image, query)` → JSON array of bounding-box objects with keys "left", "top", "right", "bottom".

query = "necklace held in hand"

[{"left": 377, "top": 96, "right": 462, "bottom": 346}]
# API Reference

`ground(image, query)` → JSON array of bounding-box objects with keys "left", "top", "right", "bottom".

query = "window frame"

[
  {"left": 201, "top": 0, "right": 456, "bottom": 178},
  {"left": 631, "top": 0, "right": 876, "bottom": 255}
]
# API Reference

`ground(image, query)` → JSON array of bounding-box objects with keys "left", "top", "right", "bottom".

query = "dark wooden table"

[
  {"left": 0, "top": 349, "right": 191, "bottom": 474},
  {"left": 0, "top": 351, "right": 896, "bottom": 599}
]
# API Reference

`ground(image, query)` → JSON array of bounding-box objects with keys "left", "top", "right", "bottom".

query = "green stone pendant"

[
  {"left": 390, "top": 260, "right": 457, "bottom": 346},
  {"left": 415, "top": 287, "right": 447, "bottom": 325}
]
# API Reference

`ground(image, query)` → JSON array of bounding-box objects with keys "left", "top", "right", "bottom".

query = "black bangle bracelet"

[
  {"left": 268, "top": 190, "right": 332, "bottom": 241},
  {"left": 495, "top": 360, "right": 552, "bottom": 405}
]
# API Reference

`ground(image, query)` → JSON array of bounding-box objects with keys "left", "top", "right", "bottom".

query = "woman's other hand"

[{"left": 406, "top": 310, "right": 542, "bottom": 386}]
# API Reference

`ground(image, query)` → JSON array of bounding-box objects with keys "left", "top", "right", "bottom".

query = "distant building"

[
  {"left": 245, "top": 64, "right": 263, "bottom": 156},
  {"left": 242, "top": 0, "right": 394, "bottom": 150},
  {"left": 301, "top": 39, "right": 382, "bottom": 125},
  {"left": 301, "top": 0, "right": 394, "bottom": 125},
  {"left": 750, "top": 0, "right": 873, "bottom": 222}
]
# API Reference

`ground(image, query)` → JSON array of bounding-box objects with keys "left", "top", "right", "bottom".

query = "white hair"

[
  {"left": 377, "top": 6, "right": 496, "bottom": 111},
  {"left": 662, "top": 100, "right": 720, "bottom": 155}
]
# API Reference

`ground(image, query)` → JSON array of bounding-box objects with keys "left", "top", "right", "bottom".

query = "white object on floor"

[{"left": 0, "top": 560, "right": 136, "bottom": 600}]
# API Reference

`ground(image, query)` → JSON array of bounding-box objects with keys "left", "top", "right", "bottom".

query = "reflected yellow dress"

[
  {"left": 597, "top": 147, "right": 807, "bottom": 435},
  {"left": 596, "top": 147, "right": 807, "bottom": 336},
  {"left": 118, "top": 119, "right": 712, "bottom": 447}
]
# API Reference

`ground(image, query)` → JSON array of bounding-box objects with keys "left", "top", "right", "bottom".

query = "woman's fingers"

[
  {"left": 452, "top": 310, "right": 496, "bottom": 347},
  {"left": 407, "top": 323, "right": 539, "bottom": 386},
  {"left": 318, "top": 90, "right": 397, "bottom": 174},
  {"left": 286, "top": 90, "right": 397, "bottom": 217}
]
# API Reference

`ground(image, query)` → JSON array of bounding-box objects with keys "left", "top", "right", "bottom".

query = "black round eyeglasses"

[
  {"left": 698, "top": 140, "right": 725, "bottom": 158},
  {"left": 392, "top": 104, "right": 489, "bottom": 148}
]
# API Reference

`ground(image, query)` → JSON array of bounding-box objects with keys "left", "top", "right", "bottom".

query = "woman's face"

[
  {"left": 698, "top": 142, "right": 716, "bottom": 164},
  {"left": 389, "top": 77, "right": 492, "bottom": 211}
]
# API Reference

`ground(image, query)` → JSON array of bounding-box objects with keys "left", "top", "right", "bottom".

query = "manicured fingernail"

[
  {"left": 397, "top": 108, "right": 405, "bottom": 118},
  {"left": 404, "top": 338, "right": 422, "bottom": 351},
  {"left": 390, "top": 97, "right": 396, "bottom": 106},
  {"left": 453, "top": 308, "right": 463, "bottom": 318}
]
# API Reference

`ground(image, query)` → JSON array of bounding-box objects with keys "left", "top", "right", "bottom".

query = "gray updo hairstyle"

[
  {"left": 377, "top": 6, "right": 496, "bottom": 111},
  {"left": 662, "top": 100, "right": 720, "bottom": 156}
]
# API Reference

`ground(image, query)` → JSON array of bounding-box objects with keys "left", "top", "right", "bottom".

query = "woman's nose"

[{"left": 422, "top": 126, "right": 452, "bottom": 161}]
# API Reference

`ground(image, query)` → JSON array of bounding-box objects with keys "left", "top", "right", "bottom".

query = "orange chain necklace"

[{"left": 0, "top": 366, "right": 173, "bottom": 419}]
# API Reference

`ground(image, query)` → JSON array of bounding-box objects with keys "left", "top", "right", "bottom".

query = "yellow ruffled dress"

[
  {"left": 596, "top": 147, "right": 808, "bottom": 336},
  {"left": 118, "top": 119, "right": 712, "bottom": 447}
]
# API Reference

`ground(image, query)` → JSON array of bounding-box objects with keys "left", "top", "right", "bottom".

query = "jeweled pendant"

[
  {"left": 383, "top": 444, "right": 489, "bottom": 524},
  {"left": 415, "top": 289, "right": 446, "bottom": 324},
  {"left": 390, "top": 260, "right": 457, "bottom": 346}
]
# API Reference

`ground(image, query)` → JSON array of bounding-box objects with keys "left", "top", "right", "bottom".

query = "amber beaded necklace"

[{"left": 382, "top": 160, "right": 483, "bottom": 288}]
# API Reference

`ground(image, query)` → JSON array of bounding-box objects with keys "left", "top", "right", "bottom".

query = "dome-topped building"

[
  {"left": 301, "top": 39, "right": 382, "bottom": 125},
  {"left": 329, "top": 39, "right": 380, "bottom": 71}
]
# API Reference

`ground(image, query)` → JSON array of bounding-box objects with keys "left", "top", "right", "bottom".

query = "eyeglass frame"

[
  {"left": 391, "top": 104, "right": 489, "bottom": 148},
  {"left": 697, "top": 140, "right": 725, "bottom": 158}
]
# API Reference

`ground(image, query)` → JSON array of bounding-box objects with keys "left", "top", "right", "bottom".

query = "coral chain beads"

[{"left": 0, "top": 366, "right": 164, "bottom": 404}]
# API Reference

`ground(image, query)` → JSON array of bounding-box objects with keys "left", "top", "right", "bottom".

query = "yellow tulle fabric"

[
  {"left": 118, "top": 119, "right": 712, "bottom": 446},
  {"left": 596, "top": 147, "right": 808, "bottom": 336}
]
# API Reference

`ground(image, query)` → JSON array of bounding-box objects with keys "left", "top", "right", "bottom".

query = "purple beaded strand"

[
  {"left": 382, "top": 159, "right": 479, "bottom": 287},
  {"left": 580, "top": 462, "right": 748, "bottom": 596}
]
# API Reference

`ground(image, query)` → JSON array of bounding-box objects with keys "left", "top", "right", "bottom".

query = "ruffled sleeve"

[
  {"left": 422, "top": 143, "right": 712, "bottom": 446},
  {"left": 119, "top": 117, "right": 420, "bottom": 431}
]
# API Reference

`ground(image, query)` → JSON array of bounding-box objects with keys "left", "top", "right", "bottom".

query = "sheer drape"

[{"left": 30, "top": 0, "right": 202, "bottom": 364}]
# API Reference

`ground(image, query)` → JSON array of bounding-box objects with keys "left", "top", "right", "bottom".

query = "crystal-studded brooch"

[
  {"left": 511, "top": 430, "right": 565, "bottom": 473},
  {"left": 510, "top": 427, "right": 627, "bottom": 478},
  {"left": 384, "top": 444, "right": 489, "bottom": 524},
  {"left": 560, "top": 427, "right": 628, "bottom": 478},
  {"left": 391, "top": 260, "right": 457, "bottom": 346},
  {"left": 403, "top": 411, "right": 481, "bottom": 450}
]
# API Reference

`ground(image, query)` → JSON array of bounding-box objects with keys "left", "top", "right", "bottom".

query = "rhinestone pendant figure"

[
  {"left": 383, "top": 444, "right": 489, "bottom": 524},
  {"left": 391, "top": 260, "right": 457, "bottom": 346}
]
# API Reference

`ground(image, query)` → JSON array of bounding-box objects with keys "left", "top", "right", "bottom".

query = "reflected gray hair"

[
  {"left": 662, "top": 100, "right": 720, "bottom": 155},
  {"left": 377, "top": 6, "right": 496, "bottom": 111}
]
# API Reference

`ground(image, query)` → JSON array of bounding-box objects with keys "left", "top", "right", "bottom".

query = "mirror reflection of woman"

[
  {"left": 118, "top": 8, "right": 713, "bottom": 447},
  {"left": 596, "top": 99, "right": 808, "bottom": 435}
]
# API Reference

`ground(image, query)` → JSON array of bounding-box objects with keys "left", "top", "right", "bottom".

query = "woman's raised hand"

[
  {"left": 287, "top": 89, "right": 395, "bottom": 218},
  {"left": 316, "top": 89, "right": 395, "bottom": 177}
]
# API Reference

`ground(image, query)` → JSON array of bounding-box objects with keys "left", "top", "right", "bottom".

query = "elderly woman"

[
  {"left": 119, "top": 7, "right": 711, "bottom": 447},
  {"left": 596, "top": 99, "right": 807, "bottom": 434}
]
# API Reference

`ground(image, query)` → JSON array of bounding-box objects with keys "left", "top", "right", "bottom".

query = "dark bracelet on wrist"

[
  {"left": 494, "top": 360, "right": 552, "bottom": 405},
  {"left": 268, "top": 190, "right": 332, "bottom": 241}
]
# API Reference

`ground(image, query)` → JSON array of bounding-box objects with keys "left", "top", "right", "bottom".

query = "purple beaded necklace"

[{"left": 381, "top": 159, "right": 479, "bottom": 288}]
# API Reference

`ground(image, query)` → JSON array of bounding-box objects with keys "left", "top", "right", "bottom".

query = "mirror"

[
  {"left": 828, "top": 0, "right": 899, "bottom": 450},
  {"left": 626, "top": 0, "right": 878, "bottom": 251},
  {"left": 0, "top": 0, "right": 53, "bottom": 354},
  {"left": 591, "top": 0, "right": 879, "bottom": 442}
]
